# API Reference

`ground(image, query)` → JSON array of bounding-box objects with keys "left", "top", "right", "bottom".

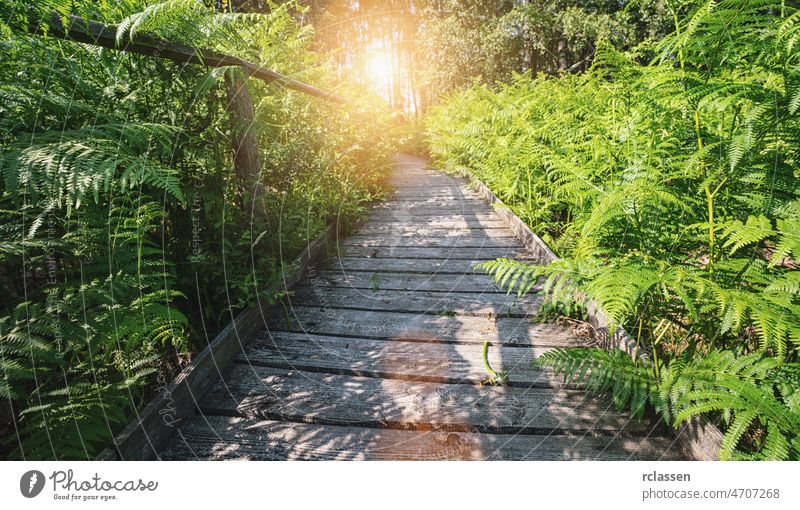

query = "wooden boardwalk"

[{"left": 161, "top": 156, "right": 687, "bottom": 460}]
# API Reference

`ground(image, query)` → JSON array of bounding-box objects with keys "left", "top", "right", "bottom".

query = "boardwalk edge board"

[
  {"left": 96, "top": 220, "right": 340, "bottom": 460},
  {"left": 445, "top": 160, "right": 724, "bottom": 461}
]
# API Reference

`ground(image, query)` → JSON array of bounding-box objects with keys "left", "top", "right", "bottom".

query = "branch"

[{"left": 31, "top": 12, "right": 347, "bottom": 104}]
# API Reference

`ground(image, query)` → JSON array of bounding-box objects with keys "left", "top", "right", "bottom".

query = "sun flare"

[{"left": 367, "top": 51, "right": 393, "bottom": 86}]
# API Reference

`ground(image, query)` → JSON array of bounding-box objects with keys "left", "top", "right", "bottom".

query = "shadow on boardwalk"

[{"left": 160, "top": 155, "right": 686, "bottom": 460}]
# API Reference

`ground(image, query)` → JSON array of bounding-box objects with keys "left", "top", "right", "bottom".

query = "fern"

[
  {"left": 535, "top": 348, "right": 655, "bottom": 419},
  {"left": 430, "top": 2, "right": 800, "bottom": 460},
  {"left": 1, "top": 123, "right": 185, "bottom": 213},
  {"left": 0, "top": 0, "right": 396, "bottom": 460},
  {"left": 537, "top": 347, "right": 800, "bottom": 459}
]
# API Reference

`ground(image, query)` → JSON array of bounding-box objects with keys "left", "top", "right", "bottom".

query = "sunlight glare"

[{"left": 367, "top": 51, "right": 393, "bottom": 89}]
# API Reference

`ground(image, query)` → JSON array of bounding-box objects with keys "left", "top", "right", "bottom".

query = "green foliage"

[
  {"left": 480, "top": 340, "right": 509, "bottom": 386},
  {"left": 0, "top": 0, "right": 395, "bottom": 459},
  {"left": 429, "top": 0, "right": 800, "bottom": 460},
  {"left": 414, "top": 0, "right": 674, "bottom": 103},
  {"left": 537, "top": 348, "right": 800, "bottom": 460},
  {"left": 536, "top": 348, "right": 655, "bottom": 419}
]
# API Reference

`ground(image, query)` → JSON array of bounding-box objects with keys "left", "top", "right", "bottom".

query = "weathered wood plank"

[
  {"left": 288, "top": 285, "right": 541, "bottom": 317},
  {"left": 371, "top": 203, "right": 493, "bottom": 214},
  {"left": 352, "top": 225, "right": 518, "bottom": 239},
  {"left": 161, "top": 415, "right": 687, "bottom": 460},
  {"left": 202, "top": 365, "right": 658, "bottom": 435},
  {"left": 329, "top": 256, "right": 530, "bottom": 274},
  {"left": 468, "top": 177, "right": 557, "bottom": 264},
  {"left": 361, "top": 216, "right": 508, "bottom": 228},
  {"left": 265, "top": 307, "right": 588, "bottom": 348},
  {"left": 241, "top": 331, "right": 585, "bottom": 385},
  {"left": 368, "top": 210, "right": 502, "bottom": 222},
  {"left": 390, "top": 190, "right": 483, "bottom": 200},
  {"left": 338, "top": 245, "right": 528, "bottom": 260},
  {"left": 339, "top": 235, "right": 523, "bottom": 248},
  {"left": 388, "top": 176, "right": 464, "bottom": 184},
  {"left": 378, "top": 197, "right": 488, "bottom": 206},
  {"left": 308, "top": 270, "right": 525, "bottom": 293}
]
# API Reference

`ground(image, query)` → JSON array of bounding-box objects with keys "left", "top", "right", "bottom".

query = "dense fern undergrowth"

[
  {"left": 0, "top": 0, "right": 396, "bottom": 459},
  {"left": 427, "top": 0, "right": 800, "bottom": 459}
]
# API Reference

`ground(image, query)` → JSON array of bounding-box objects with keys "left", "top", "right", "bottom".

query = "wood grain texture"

[
  {"left": 202, "top": 365, "right": 661, "bottom": 435},
  {"left": 288, "top": 285, "right": 541, "bottom": 317},
  {"left": 390, "top": 191, "right": 483, "bottom": 200},
  {"left": 159, "top": 155, "right": 690, "bottom": 460},
  {"left": 339, "top": 234, "right": 523, "bottom": 248},
  {"left": 161, "top": 415, "right": 687, "bottom": 460},
  {"left": 338, "top": 245, "right": 529, "bottom": 260},
  {"left": 352, "top": 225, "right": 518, "bottom": 238},
  {"left": 362, "top": 218, "right": 508, "bottom": 229},
  {"left": 264, "top": 306, "right": 590, "bottom": 347},
  {"left": 307, "top": 270, "right": 528, "bottom": 293},
  {"left": 368, "top": 210, "right": 502, "bottom": 222},
  {"left": 354, "top": 223, "right": 510, "bottom": 234},
  {"left": 240, "top": 331, "right": 584, "bottom": 385},
  {"left": 330, "top": 256, "right": 530, "bottom": 274}
]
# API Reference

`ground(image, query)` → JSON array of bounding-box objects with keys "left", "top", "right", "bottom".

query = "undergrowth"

[
  {"left": 0, "top": 0, "right": 396, "bottom": 459},
  {"left": 427, "top": 0, "right": 800, "bottom": 459}
]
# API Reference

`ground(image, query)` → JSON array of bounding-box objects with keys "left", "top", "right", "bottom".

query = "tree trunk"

[
  {"left": 557, "top": 39, "right": 568, "bottom": 71},
  {"left": 225, "top": 69, "right": 263, "bottom": 208}
]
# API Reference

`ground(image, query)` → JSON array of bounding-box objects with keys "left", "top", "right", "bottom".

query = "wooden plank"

[
  {"left": 161, "top": 415, "right": 688, "bottom": 460},
  {"left": 339, "top": 235, "right": 523, "bottom": 248},
  {"left": 241, "top": 331, "right": 587, "bottom": 385},
  {"left": 267, "top": 306, "right": 586, "bottom": 347},
  {"left": 675, "top": 417, "right": 725, "bottom": 461},
  {"left": 329, "top": 256, "right": 530, "bottom": 274},
  {"left": 359, "top": 218, "right": 509, "bottom": 229},
  {"left": 388, "top": 176, "right": 463, "bottom": 184},
  {"left": 351, "top": 226, "right": 517, "bottom": 239},
  {"left": 202, "top": 365, "right": 659, "bottom": 435},
  {"left": 288, "top": 285, "right": 541, "bottom": 317},
  {"left": 338, "top": 245, "right": 526, "bottom": 260},
  {"left": 371, "top": 203, "right": 492, "bottom": 213},
  {"left": 386, "top": 186, "right": 468, "bottom": 194},
  {"left": 390, "top": 190, "right": 483, "bottom": 199},
  {"left": 368, "top": 210, "right": 502, "bottom": 222},
  {"left": 308, "top": 270, "right": 525, "bottom": 293},
  {"left": 375, "top": 198, "right": 489, "bottom": 207}
]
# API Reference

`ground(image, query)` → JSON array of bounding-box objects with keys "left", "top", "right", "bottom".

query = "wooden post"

[{"left": 225, "top": 69, "right": 263, "bottom": 209}]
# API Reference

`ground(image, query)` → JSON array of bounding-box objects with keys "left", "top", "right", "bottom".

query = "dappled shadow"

[{"left": 160, "top": 155, "right": 687, "bottom": 461}]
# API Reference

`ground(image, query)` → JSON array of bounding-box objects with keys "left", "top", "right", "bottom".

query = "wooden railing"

[{"left": 28, "top": 12, "right": 346, "bottom": 211}]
